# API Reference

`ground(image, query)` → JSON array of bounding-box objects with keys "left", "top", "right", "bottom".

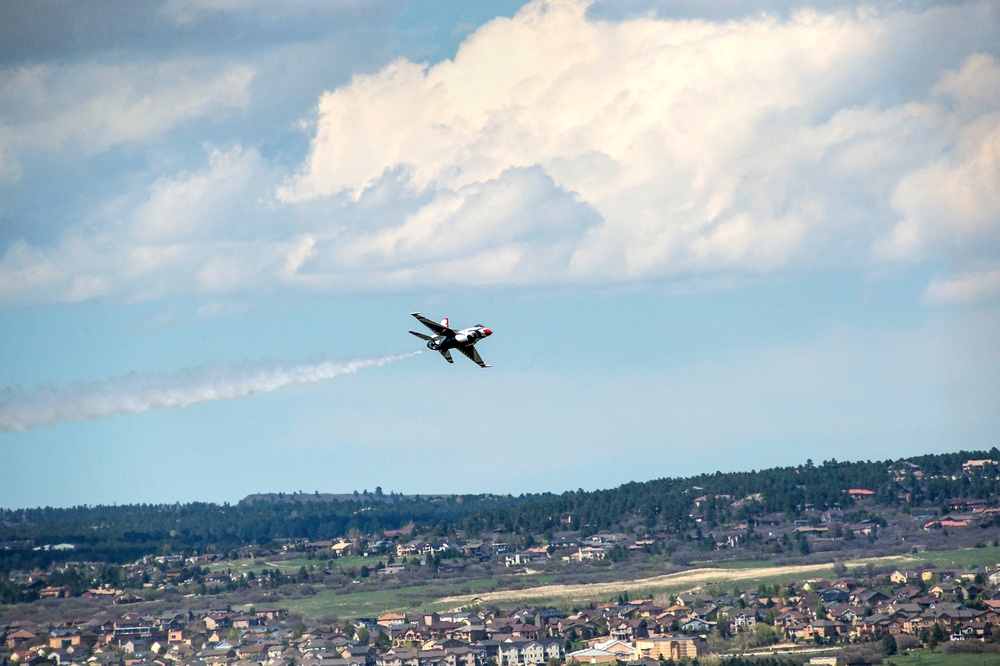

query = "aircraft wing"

[
  {"left": 411, "top": 312, "right": 453, "bottom": 336},
  {"left": 457, "top": 345, "right": 491, "bottom": 368}
]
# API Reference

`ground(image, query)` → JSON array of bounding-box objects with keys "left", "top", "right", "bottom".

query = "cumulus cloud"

[
  {"left": 278, "top": 0, "right": 1000, "bottom": 287},
  {"left": 0, "top": 146, "right": 293, "bottom": 303},
  {"left": 130, "top": 146, "right": 275, "bottom": 243},
  {"left": 2, "top": 0, "right": 999, "bottom": 303},
  {"left": 876, "top": 56, "right": 1000, "bottom": 263},
  {"left": 0, "top": 59, "right": 254, "bottom": 165},
  {"left": 294, "top": 166, "right": 601, "bottom": 288}
]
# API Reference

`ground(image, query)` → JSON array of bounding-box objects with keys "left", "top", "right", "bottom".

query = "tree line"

[{"left": 2, "top": 449, "right": 998, "bottom": 573}]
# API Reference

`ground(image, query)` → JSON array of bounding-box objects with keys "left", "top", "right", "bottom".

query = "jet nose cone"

[{"left": 483, "top": 329, "right": 492, "bottom": 336}]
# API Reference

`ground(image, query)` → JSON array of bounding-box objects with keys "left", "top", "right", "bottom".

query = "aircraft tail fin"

[{"left": 440, "top": 317, "right": 449, "bottom": 328}]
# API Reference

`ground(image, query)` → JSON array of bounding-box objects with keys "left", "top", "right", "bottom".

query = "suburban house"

[{"left": 634, "top": 637, "right": 701, "bottom": 660}]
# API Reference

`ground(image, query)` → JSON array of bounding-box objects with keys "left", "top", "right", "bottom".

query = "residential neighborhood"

[
  {"left": 4, "top": 454, "right": 1000, "bottom": 664},
  {"left": 6, "top": 553, "right": 1000, "bottom": 665}
]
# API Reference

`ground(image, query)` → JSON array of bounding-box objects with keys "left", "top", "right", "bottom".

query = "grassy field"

[
  {"left": 885, "top": 649, "right": 1000, "bottom": 666},
  {"left": 283, "top": 576, "right": 551, "bottom": 619},
  {"left": 908, "top": 546, "right": 1000, "bottom": 570},
  {"left": 284, "top": 584, "right": 440, "bottom": 619},
  {"left": 431, "top": 561, "right": 859, "bottom": 610},
  {"left": 431, "top": 548, "right": 996, "bottom": 610},
  {"left": 321, "top": 555, "right": 392, "bottom": 570},
  {"left": 206, "top": 557, "right": 322, "bottom": 574},
  {"left": 691, "top": 559, "right": 777, "bottom": 570},
  {"left": 230, "top": 545, "right": 1000, "bottom": 620},
  {"left": 206, "top": 555, "right": 393, "bottom": 575}
]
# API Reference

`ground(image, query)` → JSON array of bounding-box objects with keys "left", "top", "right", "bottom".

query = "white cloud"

[
  {"left": 130, "top": 146, "right": 273, "bottom": 243},
  {"left": 277, "top": 0, "right": 1000, "bottom": 288},
  {"left": 878, "top": 108, "right": 1000, "bottom": 263},
  {"left": 2, "top": 0, "right": 999, "bottom": 304},
  {"left": 932, "top": 52, "right": 1000, "bottom": 119},
  {"left": 0, "top": 233, "right": 320, "bottom": 305},
  {"left": 0, "top": 145, "right": 301, "bottom": 303},
  {"left": 0, "top": 59, "right": 254, "bottom": 165},
  {"left": 871, "top": 55, "right": 1000, "bottom": 297},
  {"left": 0, "top": 236, "right": 114, "bottom": 303},
  {"left": 924, "top": 270, "right": 1000, "bottom": 306},
  {"left": 289, "top": 166, "right": 599, "bottom": 289}
]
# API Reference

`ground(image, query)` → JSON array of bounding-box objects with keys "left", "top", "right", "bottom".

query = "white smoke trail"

[{"left": 0, "top": 352, "right": 420, "bottom": 433}]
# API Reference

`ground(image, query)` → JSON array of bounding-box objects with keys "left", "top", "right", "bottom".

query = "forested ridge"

[
  {"left": 2, "top": 449, "right": 998, "bottom": 573},
  {"left": 460, "top": 449, "right": 1000, "bottom": 536},
  {"left": 0, "top": 494, "right": 535, "bottom": 573}
]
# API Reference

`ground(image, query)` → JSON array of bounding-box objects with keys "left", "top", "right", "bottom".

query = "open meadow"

[
  {"left": 885, "top": 649, "right": 1000, "bottom": 666},
  {"left": 276, "top": 547, "right": 1000, "bottom": 620}
]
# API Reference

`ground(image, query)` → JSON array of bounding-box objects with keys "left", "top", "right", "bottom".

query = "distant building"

[{"left": 634, "top": 637, "right": 701, "bottom": 660}]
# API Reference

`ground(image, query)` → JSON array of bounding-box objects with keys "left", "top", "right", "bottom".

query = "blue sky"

[{"left": 1, "top": 0, "right": 998, "bottom": 508}]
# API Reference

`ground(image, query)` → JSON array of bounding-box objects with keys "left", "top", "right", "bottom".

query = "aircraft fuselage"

[
  {"left": 409, "top": 312, "right": 493, "bottom": 367},
  {"left": 425, "top": 327, "right": 491, "bottom": 351}
]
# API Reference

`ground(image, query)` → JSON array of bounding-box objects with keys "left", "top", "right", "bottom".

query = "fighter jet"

[{"left": 409, "top": 312, "right": 493, "bottom": 367}]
